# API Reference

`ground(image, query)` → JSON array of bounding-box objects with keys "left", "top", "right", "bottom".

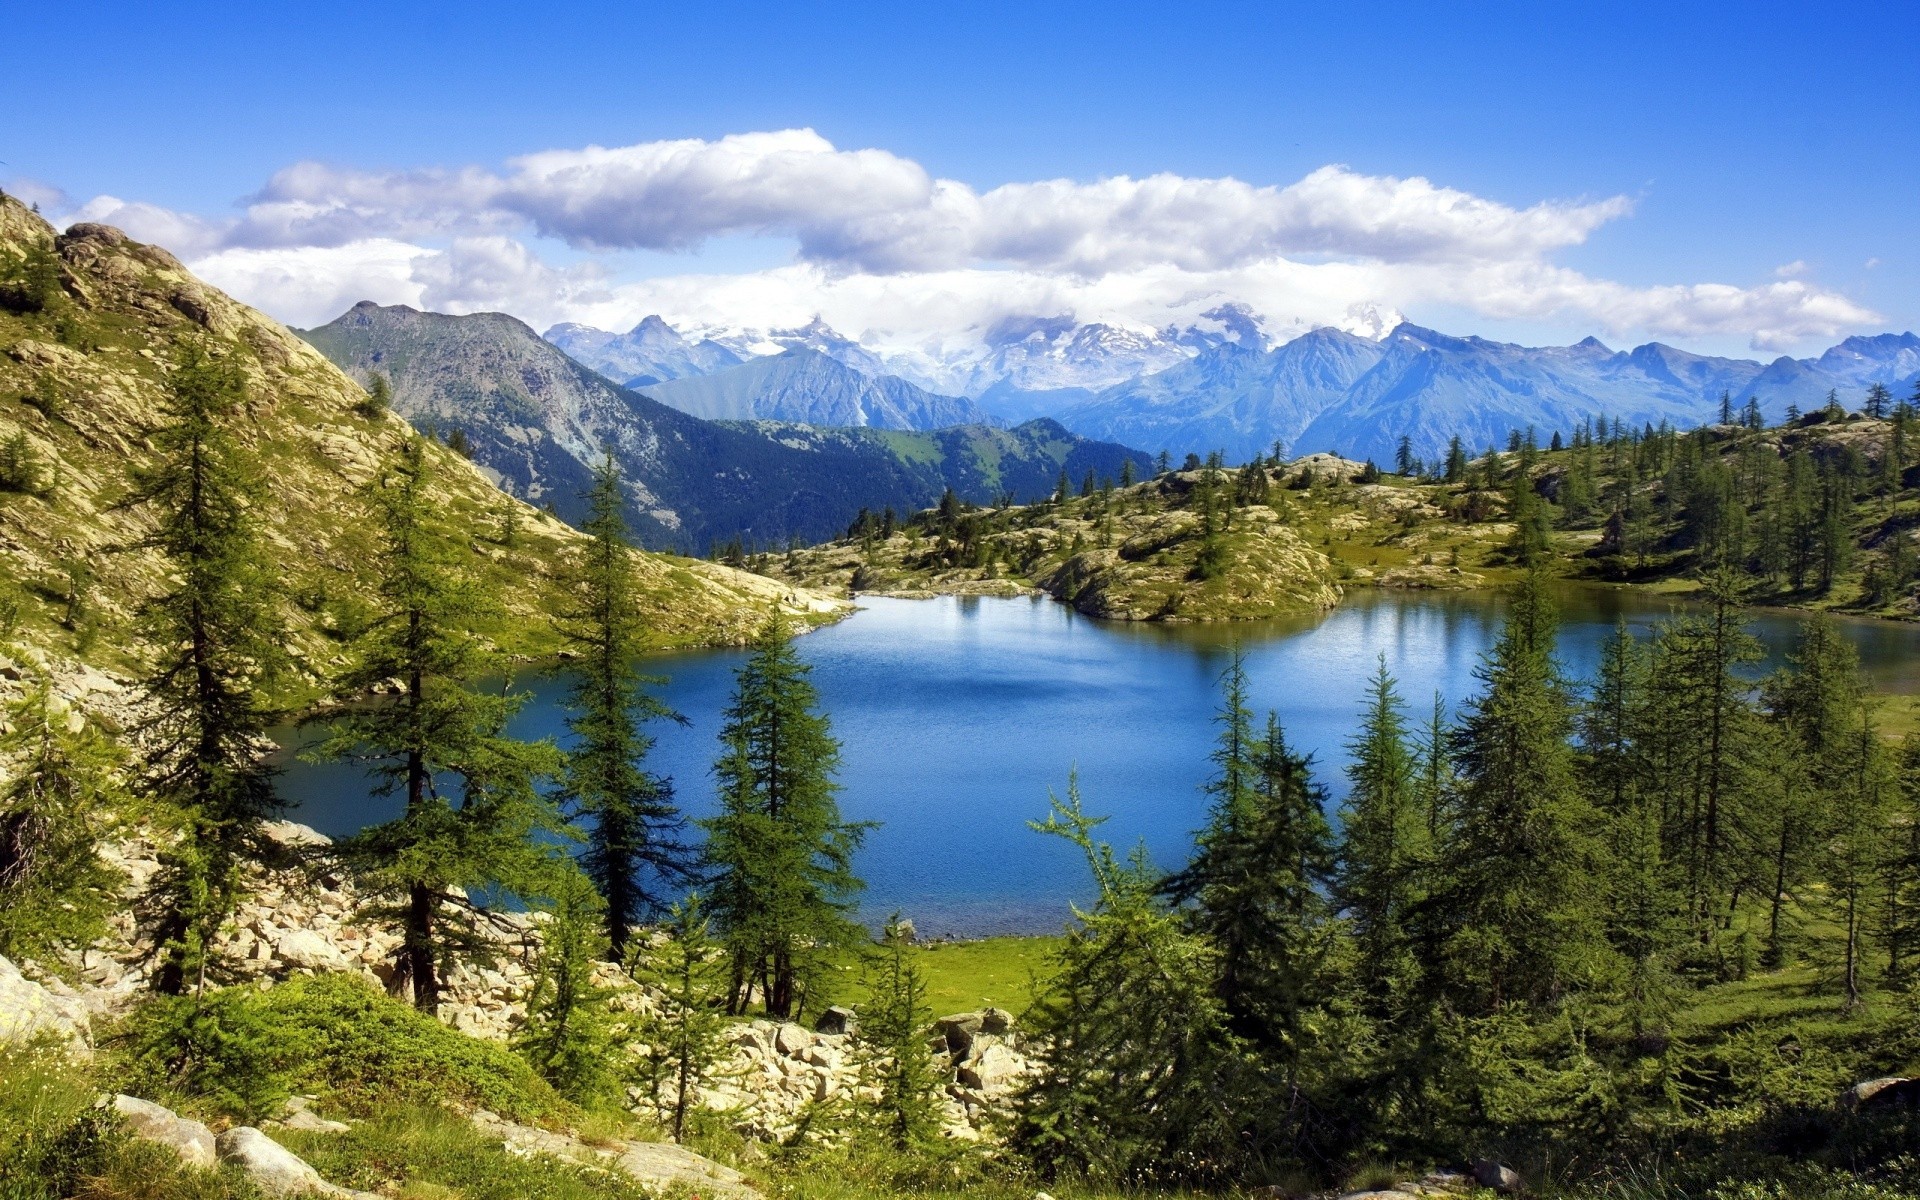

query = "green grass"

[
  {"left": 907, "top": 936, "right": 1060, "bottom": 1016},
  {"left": 281, "top": 1106, "right": 655, "bottom": 1200}
]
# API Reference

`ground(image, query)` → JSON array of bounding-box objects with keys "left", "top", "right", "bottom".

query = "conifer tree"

[
  {"left": 127, "top": 341, "right": 288, "bottom": 995},
  {"left": 558, "top": 453, "right": 692, "bottom": 955},
  {"left": 1170, "top": 658, "right": 1336, "bottom": 1049},
  {"left": 855, "top": 917, "right": 942, "bottom": 1149},
  {"left": 1883, "top": 733, "right": 1920, "bottom": 983},
  {"left": 1426, "top": 570, "right": 1607, "bottom": 1011},
  {"left": 633, "top": 893, "right": 729, "bottom": 1143},
  {"left": 516, "top": 868, "right": 619, "bottom": 1102},
  {"left": 0, "top": 676, "right": 125, "bottom": 965},
  {"left": 1336, "top": 657, "right": 1426, "bottom": 1013},
  {"left": 319, "top": 436, "right": 566, "bottom": 1011},
  {"left": 702, "top": 614, "right": 870, "bottom": 1017},
  {"left": 1014, "top": 775, "right": 1250, "bottom": 1184}
]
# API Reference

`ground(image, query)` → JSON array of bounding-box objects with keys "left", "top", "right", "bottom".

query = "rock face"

[
  {"left": 0, "top": 953, "right": 90, "bottom": 1051},
  {"left": 110, "top": 1094, "right": 217, "bottom": 1169}
]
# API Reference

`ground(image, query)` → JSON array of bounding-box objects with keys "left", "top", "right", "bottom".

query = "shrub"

[{"left": 115, "top": 974, "right": 561, "bottom": 1124}]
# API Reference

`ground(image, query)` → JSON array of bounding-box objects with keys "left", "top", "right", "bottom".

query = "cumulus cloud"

[{"left": 35, "top": 128, "right": 1882, "bottom": 352}]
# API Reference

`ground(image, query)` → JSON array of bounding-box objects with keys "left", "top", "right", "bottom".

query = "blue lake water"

[{"left": 270, "top": 588, "right": 1920, "bottom": 937}]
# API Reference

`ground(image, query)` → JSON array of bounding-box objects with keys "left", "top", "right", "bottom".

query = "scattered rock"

[
  {"left": 216, "top": 1125, "right": 373, "bottom": 1197},
  {"left": 1471, "top": 1160, "right": 1524, "bottom": 1194},
  {"left": 470, "top": 1109, "right": 760, "bottom": 1199},
  {"left": 815, "top": 1004, "right": 856, "bottom": 1035},
  {"left": 109, "top": 1094, "right": 216, "bottom": 1169},
  {"left": 275, "top": 930, "right": 346, "bottom": 971}
]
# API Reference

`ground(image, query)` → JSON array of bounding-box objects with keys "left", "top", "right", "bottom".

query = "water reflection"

[{"left": 271, "top": 587, "right": 1920, "bottom": 936}]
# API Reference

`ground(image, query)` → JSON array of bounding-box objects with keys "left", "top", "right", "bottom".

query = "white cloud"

[
  {"left": 191, "top": 239, "right": 428, "bottom": 328},
  {"left": 41, "top": 128, "right": 1883, "bottom": 354},
  {"left": 1774, "top": 259, "right": 1808, "bottom": 278}
]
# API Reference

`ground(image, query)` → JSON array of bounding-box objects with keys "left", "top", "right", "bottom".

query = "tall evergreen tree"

[
  {"left": 318, "top": 436, "right": 566, "bottom": 1011},
  {"left": 1426, "top": 570, "right": 1607, "bottom": 1011},
  {"left": 1336, "top": 657, "right": 1426, "bottom": 1014},
  {"left": 127, "top": 341, "right": 288, "bottom": 995},
  {"left": 558, "top": 453, "right": 692, "bottom": 955},
  {"left": 1014, "top": 776, "right": 1251, "bottom": 1184},
  {"left": 701, "top": 614, "right": 870, "bottom": 1017}
]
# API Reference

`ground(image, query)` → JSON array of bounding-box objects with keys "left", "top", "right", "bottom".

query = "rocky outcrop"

[
  {"left": 1842, "top": 1076, "right": 1920, "bottom": 1112},
  {"left": 704, "top": 1008, "right": 1035, "bottom": 1141},
  {"left": 216, "top": 1125, "right": 379, "bottom": 1198},
  {"left": 469, "top": 1109, "right": 760, "bottom": 1200},
  {"left": 109, "top": 1094, "right": 216, "bottom": 1169},
  {"left": 0, "top": 953, "right": 91, "bottom": 1052}
]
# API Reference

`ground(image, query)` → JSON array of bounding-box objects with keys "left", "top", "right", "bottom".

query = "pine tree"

[
  {"left": 1865, "top": 382, "right": 1893, "bottom": 420},
  {"left": 701, "top": 614, "right": 870, "bottom": 1017},
  {"left": 632, "top": 893, "right": 729, "bottom": 1143},
  {"left": 127, "top": 341, "right": 289, "bottom": 995},
  {"left": 1336, "top": 657, "right": 1426, "bottom": 1014},
  {"left": 1169, "top": 659, "right": 1336, "bottom": 1051},
  {"left": 1444, "top": 436, "right": 1468, "bottom": 484},
  {"left": 558, "top": 453, "right": 692, "bottom": 955},
  {"left": 0, "top": 676, "right": 126, "bottom": 965},
  {"left": 318, "top": 436, "right": 566, "bottom": 1011},
  {"left": 1013, "top": 775, "right": 1251, "bottom": 1184},
  {"left": 1883, "top": 734, "right": 1920, "bottom": 984},
  {"left": 855, "top": 917, "right": 942, "bottom": 1148},
  {"left": 516, "top": 868, "right": 619, "bottom": 1102},
  {"left": 1426, "top": 570, "right": 1607, "bottom": 1011},
  {"left": 355, "top": 372, "right": 392, "bottom": 419}
]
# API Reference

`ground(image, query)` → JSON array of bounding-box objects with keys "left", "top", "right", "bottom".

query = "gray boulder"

[
  {"left": 1843, "top": 1076, "right": 1920, "bottom": 1112},
  {"left": 815, "top": 1004, "right": 856, "bottom": 1035},
  {"left": 936, "top": 1011, "right": 984, "bottom": 1056},
  {"left": 216, "top": 1125, "right": 373, "bottom": 1197},
  {"left": 1471, "top": 1160, "right": 1524, "bottom": 1194},
  {"left": 110, "top": 1095, "right": 216, "bottom": 1169}
]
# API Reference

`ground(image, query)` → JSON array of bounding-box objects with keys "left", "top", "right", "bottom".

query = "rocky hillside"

[
  {"left": 761, "top": 453, "right": 1490, "bottom": 622},
  {"left": 0, "top": 195, "right": 831, "bottom": 693}
]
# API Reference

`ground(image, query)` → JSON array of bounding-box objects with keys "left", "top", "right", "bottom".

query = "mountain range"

[
  {"left": 300, "top": 303, "right": 1144, "bottom": 551},
  {"left": 544, "top": 314, "right": 1920, "bottom": 467}
]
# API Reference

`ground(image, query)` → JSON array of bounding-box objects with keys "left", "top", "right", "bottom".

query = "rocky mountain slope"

[
  {"left": 642, "top": 346, "right": 989, "bottom": 430},
  {"left": 0, "top": 194, "right": 821, "bottom": 687},
  {"left": 723, "top": 417, "right": 1153, "bottom": 507},
  {"left": 305, "top": 303, "right": 1146, "bottom": 548}
]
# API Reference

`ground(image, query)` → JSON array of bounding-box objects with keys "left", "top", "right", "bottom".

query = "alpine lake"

[{"left": 270, "top": 586, "right": 1920, "bottom": 938}]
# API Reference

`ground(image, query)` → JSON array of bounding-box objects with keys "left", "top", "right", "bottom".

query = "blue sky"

[{"left": 5, "top": 1, "right": 1915, "bottom": 360}]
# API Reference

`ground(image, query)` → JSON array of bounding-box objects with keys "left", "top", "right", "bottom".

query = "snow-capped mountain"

[
  {"left": 542, "top": 312, "right": 1920, "bottom": 469},
  {"left": 544, "top": 315, "right": 744, "bottom": 387},
  {"left": 638, "top": 348, "right": 989, "bottom": 431},
  {"left": 1061, "top": 324, "right": 1920, "bottom": 466}
]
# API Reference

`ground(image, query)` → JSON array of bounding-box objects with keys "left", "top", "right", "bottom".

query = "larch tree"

[
  {"left": 701, "top": 613, "right": 870, "bottom": 1018},
  {"left": 126, "top": 341, "right": 288, "bottom": 995},
  {"left": 1427, "top": 569, "right": 1608, "bottom": 1012},
  {"left": 318, "top": 435, "right": 565, "bottom": 1012},
  {"left": 1335, "top": 656, "right": 1427, "bottom": 1015},
  {"left": 558, "top": 452, "right": 692, "bottom": 956},
  {"left": 0, "top": 675, "right": 126, "bottom": 965}
]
